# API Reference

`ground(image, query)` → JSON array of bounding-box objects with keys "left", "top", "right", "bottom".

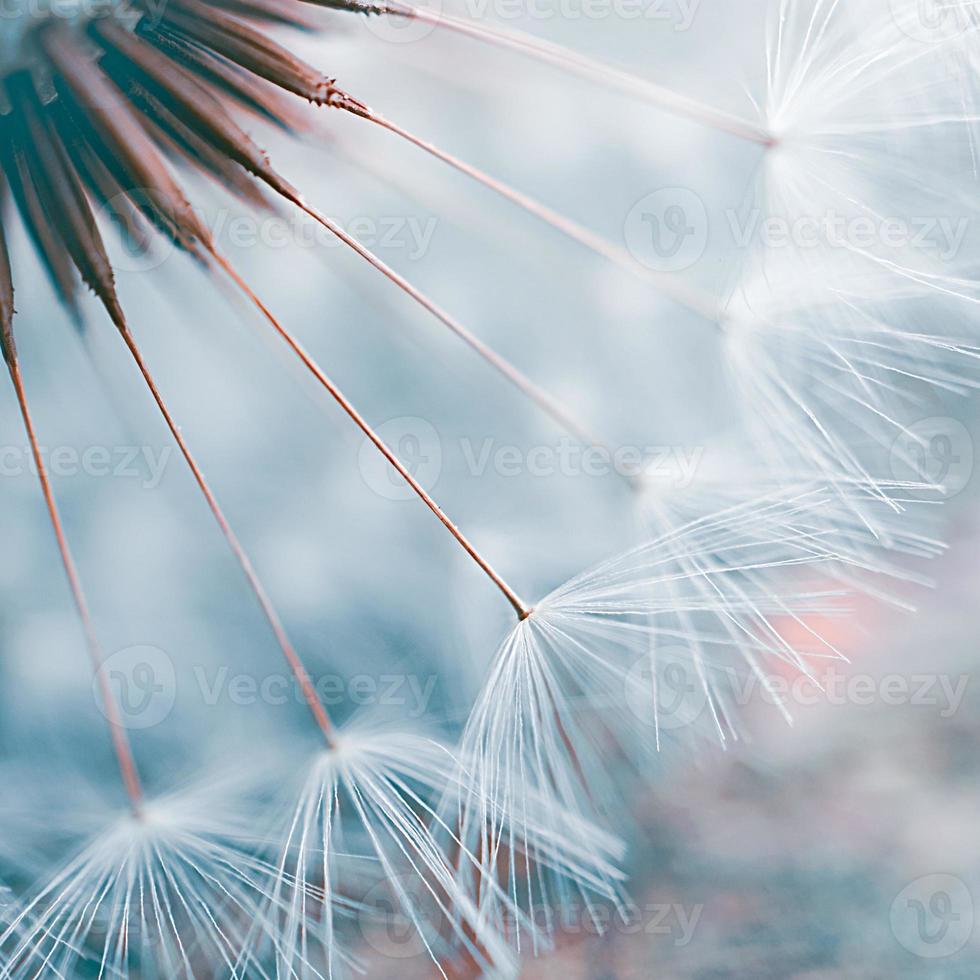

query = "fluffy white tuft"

[
  {"left": 0, "top": 783, "right": 299, "bottom": 980},
  {"left": 453, "top": 492, "right": 852, "bottom": 931},
  {"left": 263, "top": 719, "right": 517, "bottom": 979}
]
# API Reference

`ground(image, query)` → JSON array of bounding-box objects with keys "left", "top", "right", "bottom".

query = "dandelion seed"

[
  {"left": 0, "top": 783, "right": 333, "bottom": 980},
  {"left": 720, "top": 248, "right": 980, "bottom": 519},
  {"left": 763, "top": 0, "right": 980, "bottom": 204},
  {"left": 732, "top": 0, "right": 980, "bottom": 514},
  {"left": 266, "top": 719, "right": 518, "bottom": 979},
  {"left": 452, "top": 493, "right": 850, "bottom": 924},
  {"left": 636, "top": 444, "right": 948, "bottom": 609}
]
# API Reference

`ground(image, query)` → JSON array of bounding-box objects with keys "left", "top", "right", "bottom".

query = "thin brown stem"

[
  {"left": 6, "top": 355, "right": 144, "bottom": 812},
  {"left": 272, "top": 179, "right": 648, "bottom": 494},
  {"left": 112, "top": 323, "right": 336, "bottom": 742},
  {"left": 380, "top": 1, "right": 775, "bottom": 147},
  {"left": 261, "top": 170, "right": 606, "bottom": 451},
  {"left": 339, "top": 99, "right": 721, "bottom": 322},
  {"left": 209, "top": 249, "right": 533, "bottom": 621}
]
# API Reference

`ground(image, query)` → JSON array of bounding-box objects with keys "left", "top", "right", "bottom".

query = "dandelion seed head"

[
  {"left": 0, "top": 0, "right": 332, "bottom": 331},
  {"left": 454, "top": 494, "right": 864, "bottom": 939},
  {"left": 0, "top": 780, "right": 297, "bottom": 980},
  {"left": 720, "top": 241, "right": 980, "bottom": 518},
  {"left": 266, "top": 719, "right": 516, "bottom": 979},
  {"left": 0, "top": 0, "right": 974, "bottom": 974},
  {"left": 761, "top": 0, "right": 980, "bottom": 226}
]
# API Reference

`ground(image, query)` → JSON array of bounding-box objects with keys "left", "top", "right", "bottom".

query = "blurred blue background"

[{"left": 1, "top": 0, "right": 979, "bottom": 974}]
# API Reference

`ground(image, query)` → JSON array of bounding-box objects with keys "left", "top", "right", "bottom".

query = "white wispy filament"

[{"left": 454, "top": 494, "right": 851, "bottom": 928}]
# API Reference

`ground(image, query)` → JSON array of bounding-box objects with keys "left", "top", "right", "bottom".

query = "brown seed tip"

[{"left": 0, "top": 217, "right": 14, "bottom": 366}]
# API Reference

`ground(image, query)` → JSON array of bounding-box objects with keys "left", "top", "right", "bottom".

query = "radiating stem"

[
  {"left": 335, "top": 97, "right": 722, "bottom": 322},
  {"left": 209, "top": 249, "right": 533, "bottom": 621},
  {"left": 259, "top": 167, "right": 609, "bottom": 452},
  {"left": 360, "top": 0, "right": 775, "bottom": 146},
  {"left": 111, "top": 321, "right": 337, "bottom": 742},
  {"left": 5, "top": 353, "right": 144, "bottom": 813}
]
